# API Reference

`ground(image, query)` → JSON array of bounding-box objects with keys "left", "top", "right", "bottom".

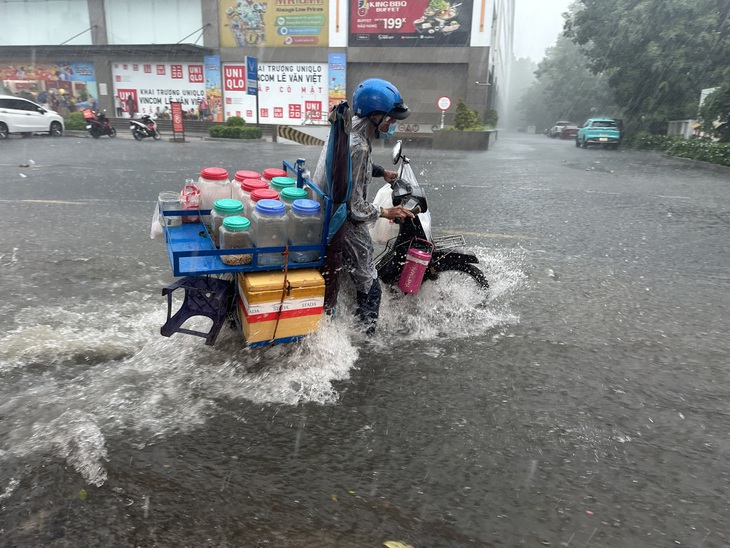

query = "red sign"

[
  {"left": 171, "top": 65, "right": 183, "bottom": 79},
  {"left": 223, "top": 65, "right": 247, "bottom": 91},
  {"left": 171, "top": 102, "right": 184, "bottom": 134}
]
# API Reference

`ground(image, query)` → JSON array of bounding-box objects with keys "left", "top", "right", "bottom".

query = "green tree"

[
  {"left": 517, "top": 34, "right": 618, "bottom": 132},
  {"left": 453, "top": 99, "right": 481, "bottom": 130},
  {"left": 565, "top": 0, "right": 730, "bottom": 129},
  {"left": 699, "top": 83, "right": 730, "bottom": 141}
]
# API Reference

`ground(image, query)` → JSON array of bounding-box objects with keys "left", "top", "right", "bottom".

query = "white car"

[{"left": 0, "top": 94, "right": 64, "bottom": 139}]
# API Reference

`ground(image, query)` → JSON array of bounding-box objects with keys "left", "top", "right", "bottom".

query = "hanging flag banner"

[
  {"left": 327, "top": 53, "right": 346, "bottom": 112},
  {"left": 204, "top": 55, "right": 223, "bottom": 122}
]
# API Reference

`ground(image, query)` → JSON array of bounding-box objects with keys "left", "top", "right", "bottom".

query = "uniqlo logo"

[
  {"left": 156, "top": 65, "right": 166, "bottom": 75},
  {"left": 274, "top": 107, "right": 284, "bottom": 118},
  {"left": 223, "top": 65, "right": 246, "bottom": 91},
  {"left": 289, "top": 104, "right": 302, "bottom": 118},
  {"left": 123, "top": 64, "right": 129, "bottom": 70},
  {"left": 305, "top": 101, "right": 323, "bottom": 119},
  {"left": 246, "top": 110, "right": 253, "bottom": 117},
  {"left": 188, "top": 65, "right": 203, "bottom": 83},
  {"left": 226, "top": 97, "right": 232, "bottom": 104},
  {"left": 144, "top": 64, "right": 152, "bottom": 73},
  {"left": 260, "top": 108, "right": 269, "bottom": 117},
  {"left": 132, "top": 64, "right": 139, "bottom": 71},
  {"left": 171, "top": 65, "right": 183, "bottom": 79}
]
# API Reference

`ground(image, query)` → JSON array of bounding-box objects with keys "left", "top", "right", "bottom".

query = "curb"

[{"left": 661, "top": 154, "right": 730, "bottom": 174}]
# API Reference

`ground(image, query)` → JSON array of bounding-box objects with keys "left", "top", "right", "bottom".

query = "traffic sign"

[{"left": 437, "top": 96, "right": 451, "bottom": 111}]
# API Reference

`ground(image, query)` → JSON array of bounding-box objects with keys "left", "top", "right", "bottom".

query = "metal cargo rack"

[{"left": 159, "top": 158, "right": 333, "bottom": 346}]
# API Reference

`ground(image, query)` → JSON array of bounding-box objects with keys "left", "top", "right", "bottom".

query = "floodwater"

[{"left": 0, "top": 131, "right": 729, "bottom": 547}]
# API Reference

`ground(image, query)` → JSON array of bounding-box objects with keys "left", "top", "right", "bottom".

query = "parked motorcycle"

[
  {"left": 130, "top": 114, "right": 161, "bottom": 141},
  {"left": 374, "top": 141, "right": 489, "bottom": 292},
  {"left": 85, "top": 110, "right": 116, "bottom": 138}
]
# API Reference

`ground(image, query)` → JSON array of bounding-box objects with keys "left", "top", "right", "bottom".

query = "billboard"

[
  {"left": 0, "top": 61, "right": 98, "bottom": 108},
  {"left": 257, "top": 63, "right": 328, "bottom": 125},
  {"left": 349, "top": 0, "right": 472, "bottom": 46},
  {"left": 111, "top": 61, "right": 206, "bottom": 118},
  {"left": 219, "top": 0, "right": 328, "bottom": 48}
]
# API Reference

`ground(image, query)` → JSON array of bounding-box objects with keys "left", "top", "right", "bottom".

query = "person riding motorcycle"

[{"left": 345, "top": 78, "right": 415, "bottom": 333}]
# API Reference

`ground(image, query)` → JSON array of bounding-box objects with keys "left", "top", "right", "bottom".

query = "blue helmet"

[{"left": 352, "top": 78, "right": 410, "bottom": 120}]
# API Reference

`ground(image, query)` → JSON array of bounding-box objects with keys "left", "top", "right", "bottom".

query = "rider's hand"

[
  {"left": 383, "top": 170, "right": 398, "bottom": 184},
  {"left": 380, "top": 205, "right": 415, "bottom": 221}
]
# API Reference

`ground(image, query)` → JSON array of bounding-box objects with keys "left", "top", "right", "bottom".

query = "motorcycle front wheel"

[
  {"left": 133, "top": 130, "right": 143, "bottom": 141},
  {"left": 90, "top": 130, "right": 100, "bottom": 139},
  {"left": 109, "top": 127, "right": 117, "bottom": 138},
  {"left": 152, "top": 130, "right": 161, "bottom": 140}
]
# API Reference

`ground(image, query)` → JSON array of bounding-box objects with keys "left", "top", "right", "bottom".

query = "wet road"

[{"left": 0, "top": 131, "right": 729, "bottom": 547}]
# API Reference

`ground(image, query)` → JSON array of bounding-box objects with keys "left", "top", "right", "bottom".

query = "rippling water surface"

[{"left": 1, "top": 134, "right": 729, "bottom": 547}]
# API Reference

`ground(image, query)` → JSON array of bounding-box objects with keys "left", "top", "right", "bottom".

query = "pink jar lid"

[
  {"left": 234, "top": 170, "right": 262, "bottom": 182},
  {"left": 241, "top": 178, "right": 269, "bottom": 192},
  {"left": 250, "top": 188, "right": 279, "bottom": 202},
  {"left": 262, "top": 168, "right": 286, "bottom": 180},
  {"left": 200, "top": 167, "right": 229, "bottom": 181}
]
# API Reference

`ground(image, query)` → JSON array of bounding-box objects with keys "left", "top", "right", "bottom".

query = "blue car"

[{"left": 576, "top": 118, "right": 620, "bottom": 149}]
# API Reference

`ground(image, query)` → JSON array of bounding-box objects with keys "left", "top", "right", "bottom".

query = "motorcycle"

[
  {"left": 85, "top": 110, "right": 116, "bottom": 138},
  {"left": 374, "top": 141, "right": 489, "bottom": 292},
  {"left": 130, "top": 114, "right": 161, "bottom": 141}
]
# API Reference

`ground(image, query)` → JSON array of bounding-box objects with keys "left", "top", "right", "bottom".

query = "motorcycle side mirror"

[{"left": 391, "top": 140, "right": 403, "bottom": 165}]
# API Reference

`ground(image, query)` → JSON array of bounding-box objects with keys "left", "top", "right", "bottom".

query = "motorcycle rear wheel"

[{"left": 431, "top": 262, "right": 489, "bottom": 290}]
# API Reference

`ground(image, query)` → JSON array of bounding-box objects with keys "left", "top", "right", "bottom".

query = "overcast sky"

[{"left": 513, "top": 0, "right": 574, "bottom": 61}]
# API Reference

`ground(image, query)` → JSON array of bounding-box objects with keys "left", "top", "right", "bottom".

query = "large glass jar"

[
  {"left": 235, "top": 178, "right": 269, "bottom": 218},
  {"left": 279, "top": 187, "right": 309, "bottom": 213},
  {"left": 287, "top": 199, "right": 323, "bottom": 263},
  {"left": 219, "top": 216, "right": 253, "bottom": 266},
  {"left": 198, "top": 167, "right": 231, "bottom": 226},
  {"left": 269, "top": 176, "right": 297, "bottom": 194},
  {"left": 251, "top": 199, "right": 288, "bottom": 266},
  {"left": 210, "top": 198, "right": 244, "bottom": 247},
  {"left": 262, "top": 168, "right": 286, "bottom": 186}
]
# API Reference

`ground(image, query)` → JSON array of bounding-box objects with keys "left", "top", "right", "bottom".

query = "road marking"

[
  {"left": 442, "top": 229, "right": 538, "bottom": 240},
  {"left": 657, "top": 195, "right": 693, "bottom": 200},
  {"left": 17, "top": 199, "right": 87, "bottom": 205}
]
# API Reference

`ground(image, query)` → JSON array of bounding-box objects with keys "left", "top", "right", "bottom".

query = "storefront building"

[{"left": 0, "top": 0, "right": 514, "bottom": 131}]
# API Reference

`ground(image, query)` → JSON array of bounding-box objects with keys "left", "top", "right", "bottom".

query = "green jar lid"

[
  {"left": 279, "top": 187, "right": 308, "bottom": 202},
  {"left": 213, "top": 198, "right": 244, "bottom": 214},
  {"left": 270, "top": 176, "right": 297, "bottom": 191},
  {"left": 222, "top": 216, "right": 251, "bottom": 231}
]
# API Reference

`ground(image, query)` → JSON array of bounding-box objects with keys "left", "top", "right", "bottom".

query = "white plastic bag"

[
  {"left": 369, "top": 183, "right": 399, "bottom": 244},
  {"left": 150, "top": 201, "right": 164, "bottom": 239}
]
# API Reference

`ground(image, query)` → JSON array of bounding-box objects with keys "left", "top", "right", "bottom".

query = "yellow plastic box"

[{"left": 237, "top": 269, "right": 325, "bottom": 343}]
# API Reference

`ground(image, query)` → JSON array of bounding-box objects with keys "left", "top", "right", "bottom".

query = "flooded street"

[{"left": 1, "top": 132, "right": 729, "bottom": 547}]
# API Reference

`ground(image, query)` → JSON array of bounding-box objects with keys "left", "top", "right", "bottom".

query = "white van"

[{"left": 0, "top": 95, "right": 65, "bottom": 138}]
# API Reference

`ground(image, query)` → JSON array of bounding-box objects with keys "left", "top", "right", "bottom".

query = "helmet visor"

[{"left": 388, "top": 102, "right": 411, "bottom": 120}]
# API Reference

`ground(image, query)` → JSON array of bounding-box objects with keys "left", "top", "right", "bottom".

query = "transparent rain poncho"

[{"left": 312, "top": 114, "right": 380, "bottom": 294}]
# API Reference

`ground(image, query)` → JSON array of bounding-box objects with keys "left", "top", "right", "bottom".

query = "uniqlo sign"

[
  {"left": 171, "top": 65, "right": 183, "bottom": 79},
  {"left": 288, "top": 104, "right": 302, "bottom": 119},
  {"left": 305, "top": 101, "right": 323, "bottom": 119},
  {"left": 223, "top": 65, "right": 246, "bottom": 91},
  {"left": 188, "top": 65, "right": 204, "bottom": 83}
]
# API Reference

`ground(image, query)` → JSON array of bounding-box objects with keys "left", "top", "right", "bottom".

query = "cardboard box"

[{"left": 237, "top": 269, "right": 324, "bottom": 343}]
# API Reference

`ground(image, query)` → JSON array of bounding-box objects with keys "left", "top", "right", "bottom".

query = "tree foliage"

[
  {"left": 453, "top": 99, "right": 482, "bottom": 130},
  {"left": 565, "top": 0, "right": 730, "bottom": 128},
  {"left": 699, "top": 83, "right": 730, "bottom": 141},
  {"left": 516, "top": 34, "right": 618, "bottom": 132}
]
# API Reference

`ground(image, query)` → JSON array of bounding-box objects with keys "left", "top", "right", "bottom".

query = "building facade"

[{"left": 0, "top": 0, "right": 513, "bottom": 131}]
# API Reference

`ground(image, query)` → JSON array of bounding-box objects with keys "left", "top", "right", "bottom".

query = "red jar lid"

[
  {"left": 200, "top": 167, "right": 229, "bottom": 181},
  {"left": 241, "top": 178, "right": 269, "bottom": 192},
  {"left": 234, "top": 170, "right": 261, "bottom": 182},
  {"left": 250, "top": 188, "right": 279, "bottom": 202},
  {"left": 262, "top": 168, "right": 286, "bottom": 180}
]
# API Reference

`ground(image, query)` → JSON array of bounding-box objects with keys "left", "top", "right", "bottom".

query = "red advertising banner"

[
  {"left": 171, "top": 101, "right": 184, "bottom": 134},
  {"left": 349, "top": 0, "right": 472, "bottom": 46}
]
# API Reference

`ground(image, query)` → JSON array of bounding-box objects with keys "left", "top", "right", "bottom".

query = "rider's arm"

[{"left": 349, "top": 146, "right": 380, "bottom": 224}]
